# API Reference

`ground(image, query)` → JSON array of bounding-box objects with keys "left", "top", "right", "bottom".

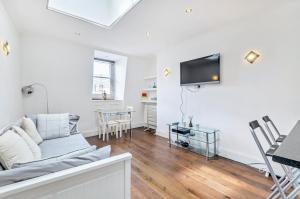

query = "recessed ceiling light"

[{"left": 185, "top": 8, "right": 193, "bottom": 13}]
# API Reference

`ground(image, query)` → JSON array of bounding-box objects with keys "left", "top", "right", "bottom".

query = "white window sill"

[{"left": 92, "top": 99, "right": 123, "bottom": 105}]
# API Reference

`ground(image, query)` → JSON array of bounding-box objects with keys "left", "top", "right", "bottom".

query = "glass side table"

[{"left": 167, "top": 122, "right": 219, "bottom": 160}]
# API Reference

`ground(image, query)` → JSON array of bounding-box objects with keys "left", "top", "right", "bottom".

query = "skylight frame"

[{"left": 46, "top": 0, "right": 143, "bottom": 29}]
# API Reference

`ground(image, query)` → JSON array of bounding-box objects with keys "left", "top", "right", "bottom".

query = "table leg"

[
  {"left": 169, "top": 125, "right": 171, "bottom": 148},
  {"left": 214, "top": 131, "right": 217, "bottom": 158},
  {"left": 206, "top": 133, "right": 209, "bottom": 160},
  {"left": 130, "top": 112, "right": 132, "bottom": 139}
]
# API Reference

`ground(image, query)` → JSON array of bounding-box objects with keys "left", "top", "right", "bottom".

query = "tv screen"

[{"left": 180, "top": 54, "right": 220, "bottom": 86}]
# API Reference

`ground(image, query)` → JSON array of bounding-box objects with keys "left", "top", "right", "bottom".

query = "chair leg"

[
  {"left": 102, "top": 127, "right": 106, "bottom": 141},
  {"left": 98, "top": 127, "right": 101, "bottom": 139},
  {"left": 115, "top": 125, "right": 118, "bottom": 139},
  {"left": 120, "top": 124, "right": 123, "bottom": 138},
  {"left": 125, "top": 124, "right": 128, "bottom": 135}
]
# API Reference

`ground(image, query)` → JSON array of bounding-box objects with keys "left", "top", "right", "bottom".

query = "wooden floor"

[{"left": 87, "top": 128, "right": 273, "bottom": 199}]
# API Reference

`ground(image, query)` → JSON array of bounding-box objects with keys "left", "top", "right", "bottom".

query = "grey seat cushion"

[
  {"left": 39, "top": 134, "right": 90, "bottom": 159},
  {"left": 0, "top": 146, "right": 111, "bottom": 187},
  {"left": 12, "top": 146, "right": 97, "bottom": 169}
]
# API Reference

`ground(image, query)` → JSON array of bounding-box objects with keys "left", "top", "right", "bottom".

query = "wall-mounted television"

[{"left": 180, "top": 54, "right": 220, "bottom": 86}]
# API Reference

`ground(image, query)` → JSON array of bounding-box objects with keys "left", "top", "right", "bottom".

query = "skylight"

[{"left": 47, "top": 0, "right": 142, "bottom": 28}]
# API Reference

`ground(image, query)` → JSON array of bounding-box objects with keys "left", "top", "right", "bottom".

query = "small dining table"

[
  {"left": 272, "top": 120, "right": 300, "bottom": 168},
  {"left": 95, "top": 109, "right": 135, "bottom": 139}
]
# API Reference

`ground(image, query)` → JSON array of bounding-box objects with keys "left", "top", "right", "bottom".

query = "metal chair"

[
  {"left": 262, "top": 116, "right": 287, "bottom": 143},
  {"left": 249, "top": 120, "right": 300, "bottom": 199}
]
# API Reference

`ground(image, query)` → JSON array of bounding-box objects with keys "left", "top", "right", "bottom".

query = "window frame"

[{"left": 92, "top": 58, "right": 115, "bottom": 100}]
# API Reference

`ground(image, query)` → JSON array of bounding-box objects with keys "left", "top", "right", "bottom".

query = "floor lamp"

[{"left": 21, "top": 83, "right": 49, "bottom": 114}]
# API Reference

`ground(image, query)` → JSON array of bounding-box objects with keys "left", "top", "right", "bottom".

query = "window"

[
  {"left": 47, "top": 0, "right": 142, "bottom": 28},
  {"left": 92, "top": 59, "right": 114, "bottom": 99}
]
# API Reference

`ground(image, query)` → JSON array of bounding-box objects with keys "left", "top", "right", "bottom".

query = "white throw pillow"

[
  {"left": 21, "top": 117, "right": 43, "bottom": 144},
  {"left": 37, "top": 113, "right": 70, "bottom": 140},
  {"left": 0, "top": 130, "right": 35, "bottom": 169},
  {"left": 12, "top": 126, "right": 42, "bottom": 161}
]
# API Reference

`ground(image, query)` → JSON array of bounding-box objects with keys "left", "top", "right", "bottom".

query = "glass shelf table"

[{"left": 167, "top": 123, "right": 219, "bottom": 160}]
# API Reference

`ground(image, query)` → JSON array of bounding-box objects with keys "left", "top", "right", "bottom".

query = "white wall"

[
  {"left": 0, "top": 1, "right": 23, "bottom": 127},
  {"left": 21, "top": 33, "right": 154, "bottom": 136},
  {"left": 156, "top": 2, "right": 300, "bottom": 165}
]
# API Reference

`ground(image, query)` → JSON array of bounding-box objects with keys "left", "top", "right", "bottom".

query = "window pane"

[
  {"left": 92, "top": 77, "right": 111, "bottom": 95},
  {"left": 93, "top": 61, "right": 111, "bottom": 77},
  {"left": 92, "top": 60, "right": 112, "bottom": 96},
  {"left": 48, "top": 0, "right": 142, "bottom": 27}
]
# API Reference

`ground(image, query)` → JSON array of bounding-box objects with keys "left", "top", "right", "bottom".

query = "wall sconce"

[
  {"left": 245, "top": 50, "right": 260, "bottom": 64},
  {"left": 1, "top": 41, "right": 10, "bottom": 56},
  {"left": 163, "top": 68, "right": 171, "bottom": 77},
  {"left": 21, "top": 83, "right": 49, "bottom": 114}
]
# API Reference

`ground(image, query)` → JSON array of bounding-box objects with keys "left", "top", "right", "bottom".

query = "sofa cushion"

[
  {"left": 69, "top": 114, "right": 80, "bottom": 135},
  {"left": 39, "top": 134, "right": 91, "bottom": 159},
  {"left": 0, "top": 130, "right": 35, "bottom": 169},
  {"left": 26, "top": 114, "right": 80, "bottom": 135},
  {"left": 12, "top": 145, "right": 97, "bottom": 169},
  {"left": 21, "top": 117, "right": 43, "bottom": 144},
  {"left": 0, "top": 147, "right": 111, "bottom": 187},
  {"left": 12, "top": 126, "right": 42, "bottom": 161},
  {"left": 25, "top": 114, "right": 38, "bottom": 127},
  {"left": 37, "top": 113, "right": 70, "bottom": 140}
]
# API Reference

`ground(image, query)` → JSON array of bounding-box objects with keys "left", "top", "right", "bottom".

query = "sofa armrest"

[{"left": 0, "top": 153, "right": 132, "bottom": 199}]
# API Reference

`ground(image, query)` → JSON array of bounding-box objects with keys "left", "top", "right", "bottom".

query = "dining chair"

[
  {"left": 262, "top": 116, "right": 287, "bottom": 143},
  {"left": 249, "top": 120, "right": 300, "bottom": 199},
  {"left": 115, "top": 106, "right": 133, "bottom": 138},
  {"left": 97, "top": 111, "right": 119, "bottom": 141}
]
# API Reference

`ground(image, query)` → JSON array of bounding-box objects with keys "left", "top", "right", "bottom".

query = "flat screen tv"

[{"left": 180, "top": 54, "right": 220, "bottom": 86}]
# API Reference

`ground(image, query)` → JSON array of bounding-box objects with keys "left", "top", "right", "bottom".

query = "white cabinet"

[
  {"left": 142, "top": 75, "right": 157, "bottom": 131},
  {"left": 144, "top": 103, "right": 157, "bottom": 130}
]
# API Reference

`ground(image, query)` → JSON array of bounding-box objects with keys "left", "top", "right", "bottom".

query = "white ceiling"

[{"left": 2, "top": 0, "right": 285, "bottom": 57}]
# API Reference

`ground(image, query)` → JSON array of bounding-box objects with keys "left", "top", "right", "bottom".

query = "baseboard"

[
  {"left": 218, "top": 148, "right": 263, "bottom": 167},
  {"left": 82, "top": 122, "right": 145, "bottom": 138}
]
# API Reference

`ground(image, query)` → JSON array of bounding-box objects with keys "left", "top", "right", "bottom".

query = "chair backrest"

[
  {"left": 249, "top": 120, "right": 272, "bottom": 148},
  {"left": 97, "top": 111, "right": 106, "bottom": 126},
  {"left": 262, "top": 115, "right": 281, "bottom": 143}
]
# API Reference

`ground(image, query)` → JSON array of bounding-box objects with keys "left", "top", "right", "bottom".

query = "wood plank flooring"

[{"left": 87, "top": 128, "right": 273, "bottom": 199}]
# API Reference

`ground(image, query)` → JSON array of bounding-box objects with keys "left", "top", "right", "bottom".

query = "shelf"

[
  {"left": 142, "top": 88, "right": 157, "bottom": 91},
  {"left": 171, "top": 131, "right": 217, "bottom": 144},
  {"left": 144, "top": 76, "right": 157, "bottom": 80},
  {"left": 141, "top": 100, "right": 157, "bottom": 104},
  {"left": 170, "top": 141, "right": 216, "bottom": 158}
]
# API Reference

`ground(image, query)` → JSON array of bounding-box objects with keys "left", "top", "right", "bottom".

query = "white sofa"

[{"left": 0, "top": 120, "right": 132, "bottom": 199}]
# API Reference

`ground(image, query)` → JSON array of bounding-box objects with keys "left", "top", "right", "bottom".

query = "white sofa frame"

[{"left": 0, "top": 153, "right": 132, "bottom": 199}]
